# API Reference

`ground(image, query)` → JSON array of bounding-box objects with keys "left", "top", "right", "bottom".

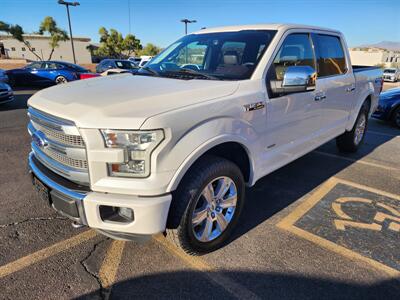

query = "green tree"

[
  {"left": 139, "top": 43, "right": 162, "bottom": 56},
  {"left": 38, "top": 16, "right": 69, "bottom": 60},
  {"left": 0, "top": 21, "right": 42, "bottom": 60},
  {"left": 95, "top": 27, "right": 142, "bottom": 58}
]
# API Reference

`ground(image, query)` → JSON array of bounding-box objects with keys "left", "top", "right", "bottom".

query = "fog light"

[
  {"left": 118, "top": 207, "right": 134, "bottom": 221},
  {"left": 99, "top": 205, "right": 134, "bottom": 223}
]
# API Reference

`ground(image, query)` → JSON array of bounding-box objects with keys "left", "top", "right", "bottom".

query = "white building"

[
  {"left": 0, "top": 34, "right": 92, "bottom": 64},
  {"left": 349, "top": 47, "right": 400, "bottom": 67}
]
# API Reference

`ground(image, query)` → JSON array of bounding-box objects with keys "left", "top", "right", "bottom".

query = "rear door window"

[
  {"left": 314, "top": 34, "right": 347, "bottom": 77},
  {"left": 44, "top": 63, "right": 57, "bottom": 69}
]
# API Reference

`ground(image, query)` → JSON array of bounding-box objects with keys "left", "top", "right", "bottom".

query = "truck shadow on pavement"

[{"left": 77, "top": 270, "right": 400, "bottom": 300}]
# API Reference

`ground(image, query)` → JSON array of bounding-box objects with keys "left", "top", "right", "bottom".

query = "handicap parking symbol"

[{"left": 278, "top": 178, "right": 400, "bottom": 276}]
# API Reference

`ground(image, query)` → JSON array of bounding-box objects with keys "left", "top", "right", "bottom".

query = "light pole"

[
  {"left": 58, "top": 0, "right": 80, "bottom": 64},
  {"left": 180, "top": 19, "right": 197, "bottom": 35}
]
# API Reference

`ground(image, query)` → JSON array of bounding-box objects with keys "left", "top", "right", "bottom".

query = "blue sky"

[{"left": 1, "top": 0, "right": 399, "bottom": 47}]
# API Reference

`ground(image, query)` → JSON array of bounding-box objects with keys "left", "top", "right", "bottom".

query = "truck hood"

[{"left": 28, "top": 74, "right": 239, "bottom": 129}]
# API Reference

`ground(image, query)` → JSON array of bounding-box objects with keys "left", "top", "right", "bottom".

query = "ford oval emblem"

[{"left": 32, "top": 131, "right": 48, "bottom": 148}]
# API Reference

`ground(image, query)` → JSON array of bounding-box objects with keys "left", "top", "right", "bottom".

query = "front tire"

[
  {"left": 166, "top": 155, "right": 245, "bottom": 255},
  {"left": 336, "top": 102, "right": 369, "bottom": 153}
]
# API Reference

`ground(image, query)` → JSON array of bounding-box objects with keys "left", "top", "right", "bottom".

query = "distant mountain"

[{"left": 358, "top": 41, "right": 400, "bottom": 51}]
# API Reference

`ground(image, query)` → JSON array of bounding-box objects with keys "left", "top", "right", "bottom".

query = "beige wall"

[
  {"left": 349, "top": 49, "right": 400, "bottom": 67},
  {"left": 0, "top": 34, "right": 92, "bottom": 64},
  {"left": 349, "top": 50, "right": 384, "bottom": 66}
]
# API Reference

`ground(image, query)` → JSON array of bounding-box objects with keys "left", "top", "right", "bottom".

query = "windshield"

[
  {"left": 384, "top": 69, "right": 396, "bottom": 73},
  {"left": 140, "top": 30, "right": 276, "bottom": 80},
  {"left": 115, "top": 60, "right": 137, "bottom": 69}
]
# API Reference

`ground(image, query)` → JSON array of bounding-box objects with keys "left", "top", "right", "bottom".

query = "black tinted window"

[
  {"left": 272, "top": 33, "right": 315, "bottom": 80},
  {"left": 115, "top": 60, "right": 136, "bottom": 69},
  {"left": 64, "top": 63, "right": 87, "bottom": 72},
  {"left": 314, "top": 35, "right": 346, "bottom": 77}
]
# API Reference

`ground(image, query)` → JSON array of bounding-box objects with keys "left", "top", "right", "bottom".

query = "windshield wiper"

[{"left": 166, "top": 68, "right": 221, "bottom": 80}]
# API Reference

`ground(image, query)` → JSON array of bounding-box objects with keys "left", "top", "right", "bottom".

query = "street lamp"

[
  {"left": 180, "top": 19, "right": 197, "bottom": 35},
  {"left": 58, "top": 0, "right": 80, "bottom": 64}
]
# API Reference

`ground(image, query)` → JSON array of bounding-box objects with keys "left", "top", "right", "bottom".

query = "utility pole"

[
  {"left": 180, "top": 19, "right": 197, "bottom": 35},
  {"left": 128, "top": 0, "right": 132, "bottom": 34},
  {"left": 58, "top": 0, "right": 80, "bottom": 63}
]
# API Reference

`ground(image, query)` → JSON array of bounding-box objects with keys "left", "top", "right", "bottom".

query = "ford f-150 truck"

[{"left": 27, "top": 24, "right": 383, "bottom": 254}]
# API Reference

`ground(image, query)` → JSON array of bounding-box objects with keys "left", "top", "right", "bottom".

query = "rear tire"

[
  {"left": 55, "top": 75, "right": 68, "bottom": 84},
  {"left": 165, "top": 155, "right": 245, "bottom": 255},
  {"left": 336, "top": 102, "right": 369, "bottom": 153},
  {"left": 391, "top": 106, "right": 400, "bottom": 128}
]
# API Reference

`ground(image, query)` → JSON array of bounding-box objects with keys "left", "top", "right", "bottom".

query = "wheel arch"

[
  {"left": 389, "top": 102, "right": 400, "bottom": 120},
  {"left": 346, "top": 94, "right": 373, "bottom": 131},
  {"left": 166, "top": 137, "right": 254, "bottom": 193}
]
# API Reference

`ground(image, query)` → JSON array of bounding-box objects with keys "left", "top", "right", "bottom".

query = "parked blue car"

[
  {"left": 0, "top": 69, "right": 9, "bottom": 83},
  {"left": 5, "top": 61, "right": 90, "bottom": 87},
  {"left": 372, "top": 87, "right": 400, "bottom": 128}
]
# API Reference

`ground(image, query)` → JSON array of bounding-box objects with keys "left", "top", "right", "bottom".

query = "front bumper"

[
  {"left": 28, "top": 152, "right": 172, "bottom": 237},
  {"left": 0, "top": 92, "right": 14, "bottom": 104},
  {"left": 383, "top": 77, "right": 397, "bottom": 82}
]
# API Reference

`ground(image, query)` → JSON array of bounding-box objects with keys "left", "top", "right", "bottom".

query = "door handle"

[
  {"left": 346, "top": 85, "right": 356, "bottom": 92},
  {"left": 314, "top": 94, "right": 326, "bottom": 101}
]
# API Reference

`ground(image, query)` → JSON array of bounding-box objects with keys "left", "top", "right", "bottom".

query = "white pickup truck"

[{"left": 28, "top": 24, "right": 383, "bottom": 254}]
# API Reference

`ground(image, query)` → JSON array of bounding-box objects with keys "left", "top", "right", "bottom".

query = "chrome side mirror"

[{"left": 271, "top": 66, "right": 316, "bottom": 95}]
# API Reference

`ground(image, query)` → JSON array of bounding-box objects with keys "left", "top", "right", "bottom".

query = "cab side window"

[
  {"left": 314, "top": 34, "right": 346, "bottom": 77},
  {"left": 272, "top": 33, "right": 315, "bottom": 80}
]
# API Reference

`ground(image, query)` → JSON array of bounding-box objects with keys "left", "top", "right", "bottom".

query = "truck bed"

[
  {"left": 352, "top": 65, "right": 383, "bottom": 115},
  {"left": 352, "top": 65, "right": 381, "bottom": 73}
]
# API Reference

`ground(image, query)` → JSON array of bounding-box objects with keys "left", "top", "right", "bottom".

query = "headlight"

[{"left": 101, "top": 129, "right": 164, "bottom": 178}]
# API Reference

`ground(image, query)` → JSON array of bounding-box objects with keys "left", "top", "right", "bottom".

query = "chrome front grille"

[
  {"left": 28, "top": 107, "right": 89, "bottom": 185},
  {"left": 31, "top": 121, "right": 85, "bottom": 147},
  {"left": 41, "top": 146, "right": 88, "bottom": 169}
]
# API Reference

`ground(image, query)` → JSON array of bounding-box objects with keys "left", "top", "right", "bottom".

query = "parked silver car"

[{"left": 383, "top": 68, "right": 400, "bottom": 82}]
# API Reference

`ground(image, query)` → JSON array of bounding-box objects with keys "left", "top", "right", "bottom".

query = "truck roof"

[{"left": 194, "top": 23, "right": 341, "bottom": 35}]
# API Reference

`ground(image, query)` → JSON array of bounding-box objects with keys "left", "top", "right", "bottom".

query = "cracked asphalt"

[{"left": 0, "top": 84, "right": 399, "bottom": 300}]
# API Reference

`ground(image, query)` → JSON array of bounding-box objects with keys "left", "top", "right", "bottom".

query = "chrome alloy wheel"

[
  {"left": 55, "top": 76, "right": 68, "bottom": 84},
  {"left": 354, "top": 114, "right": 366, "bottom": 145},
  {"left": 191, "top": 176, "right": 237, "bottom": 242}
]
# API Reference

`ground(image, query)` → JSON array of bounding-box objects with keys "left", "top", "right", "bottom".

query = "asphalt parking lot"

[{"left": 0, "top": 83, "right": 399, "bottom": 300}]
